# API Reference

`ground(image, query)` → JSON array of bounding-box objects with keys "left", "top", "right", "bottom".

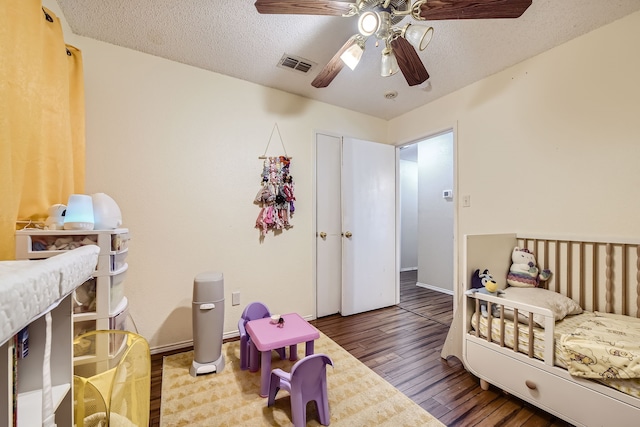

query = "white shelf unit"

[
  {"left": 15, "top": 228, "right": 130, "bottom": 365},
  {"left": 1, "top": 294, "right": 74, "bottom": 427}
]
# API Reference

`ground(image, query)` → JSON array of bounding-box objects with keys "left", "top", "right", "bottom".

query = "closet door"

[
  {"left": 315, "top": 133, "right": 397, "bottom": 317},
  {"left": 341, "top": 137, "right": 396, "bottom": 316},
  {"left": 316, "top": 133, "right": 342, "bottom": 317}
]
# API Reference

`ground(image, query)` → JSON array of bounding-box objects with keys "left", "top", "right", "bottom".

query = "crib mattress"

[
  {"left": 0, "top": 245, "right": 99, "bottom": 345},
  {"left": 471, "top": 311, "right": 640, "bottom": 399}
]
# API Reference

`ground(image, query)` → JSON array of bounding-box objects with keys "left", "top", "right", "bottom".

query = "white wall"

[
  {"left": 399, "top": 159, "right": 418, "bottom": 271},
  {"left": 417, "top": 132, "right": 454, "bottom": 292},
  {"left": 389, "top": 11, "right": 640, "bottom": 358},
  {"left": 393, "top": 10, "right": 640, "bottom": 240},
  {"left": 44, "top": 1, "right": 387, "bottom": 350}
]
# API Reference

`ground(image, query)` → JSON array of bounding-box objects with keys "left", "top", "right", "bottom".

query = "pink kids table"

[{"left": 245, "top": 312, "right": 320, "bottom": 396}]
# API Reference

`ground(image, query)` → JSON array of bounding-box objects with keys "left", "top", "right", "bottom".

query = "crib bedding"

[
  {"left": 471, "top": 311, "right": 640, "bottom": 398},
  {"left": 0, "top": 245, "right": 99, "bottom": 345},
  {"left": 560, "top": 315, "right": 640, "bottom": 379}
]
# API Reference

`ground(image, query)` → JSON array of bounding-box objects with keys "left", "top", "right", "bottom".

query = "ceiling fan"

[{"left": 254, "top": 0, "right": 532, "bottom": 88}]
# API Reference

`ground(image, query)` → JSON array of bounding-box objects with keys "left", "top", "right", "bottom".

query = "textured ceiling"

[{"left": 56, "top": 0, "right": 640, "bottom": 120}]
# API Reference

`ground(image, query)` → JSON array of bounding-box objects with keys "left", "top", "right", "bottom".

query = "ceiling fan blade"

[
  {"left": 311, "top": 37, "right": 357, "bottom": 88},
  {"left": 417, "top": 0, "right": 532, "bottom": 20},
  {"left": 390, "top": 37, "right": 429, "bottom": 87},
  {"left": 254, "top": 0, "right": 356, "bottom": 16}
]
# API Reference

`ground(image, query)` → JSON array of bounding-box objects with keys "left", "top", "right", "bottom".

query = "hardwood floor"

[{"left": 149, "top": 271, "right": 573, "bottom": 426}]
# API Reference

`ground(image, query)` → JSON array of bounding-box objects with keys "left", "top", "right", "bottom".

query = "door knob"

[
  {"left": 343, "top": 231, "right": 353, "bottom": 238},
  {"left": 318, "top": 232, "right": 327, "bottom": 239}
]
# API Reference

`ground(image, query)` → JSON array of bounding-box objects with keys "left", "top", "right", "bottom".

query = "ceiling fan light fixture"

[
  {"left": 403, "top": 23, "right": 434, "bottom": 51},
  {"left": 340, "top": 36, "right": 365, "bottom": 70},
  {"left": 255, "top": 0, "right": 534, "bottom": 90},
  {"left": 380, "top": 48, "right": 399, "bottom": 77},
  {"left": 358, "top": 11, "right": 380, "bottom": 36}
]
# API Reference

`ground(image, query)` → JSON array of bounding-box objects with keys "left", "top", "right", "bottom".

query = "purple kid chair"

[
  {"left": 267, "top": 353, "right": 334, "bottom": 427},
  {"left": 238, "top": 302, "right": 286, "bottom": 371}
]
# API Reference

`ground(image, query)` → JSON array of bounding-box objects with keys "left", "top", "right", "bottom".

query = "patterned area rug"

[{"left": 160, "top": 332, "right": 444, "bottom": 426}]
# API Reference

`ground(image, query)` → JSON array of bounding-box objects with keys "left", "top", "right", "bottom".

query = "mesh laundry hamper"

[{"left": 73, "top": 330, "right": 151, "bottom": 427}]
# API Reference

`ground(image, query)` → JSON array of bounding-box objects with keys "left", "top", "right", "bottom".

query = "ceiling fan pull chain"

[{"left": 259, "top": 122, "right": 291, "bottom": 160}]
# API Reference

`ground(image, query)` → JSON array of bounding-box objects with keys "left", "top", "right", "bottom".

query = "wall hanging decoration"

[{"left": 254, "top": 123, "right": 295, "bottom": 237}]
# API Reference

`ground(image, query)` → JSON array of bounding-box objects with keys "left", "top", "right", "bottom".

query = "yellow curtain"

[{"left": 0, "top": 1, "right": 85, "bottom": 260}]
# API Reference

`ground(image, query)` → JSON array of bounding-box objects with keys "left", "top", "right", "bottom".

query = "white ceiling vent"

[{"left": 277, "top": 54, "right": 317, "bottom": 74}]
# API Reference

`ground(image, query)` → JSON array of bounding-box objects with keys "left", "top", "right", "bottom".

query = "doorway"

[{"left": 399, "top": 130, "right": 455, "bottom": 295}]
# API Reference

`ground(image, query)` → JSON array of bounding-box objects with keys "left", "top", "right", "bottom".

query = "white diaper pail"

[{"left": 190, "top": 271, "right": 225, "bottom": 376}]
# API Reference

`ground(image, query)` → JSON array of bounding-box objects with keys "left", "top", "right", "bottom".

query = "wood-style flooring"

[{"left": 149, "top": 271, "right": 573, "bottom": 426}]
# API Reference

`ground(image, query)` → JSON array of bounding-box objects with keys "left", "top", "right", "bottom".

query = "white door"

[
  {"left": 341, "top": 137, "right": 396, "bottom": 315},
  {"left": 315, "top": 133, "right": 397, "bottom": 317},
  {"left": 316, "top": 133, "right": 342, "bottom": 317}
]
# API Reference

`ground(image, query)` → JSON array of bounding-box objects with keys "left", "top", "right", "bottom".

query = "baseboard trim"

[
  {"left": 416, "top": 281, "right": 454, "bottom": 296},
  {"left": 151, "top": 340, "right": 192, "bottom": 355},
  {"left": 150, "top": 330, "right": 240, "bottom": 355}
]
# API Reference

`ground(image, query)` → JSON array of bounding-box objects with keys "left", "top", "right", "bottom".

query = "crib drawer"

[{"left": 466, "top": 340, "right": 639, "bottom": 427}]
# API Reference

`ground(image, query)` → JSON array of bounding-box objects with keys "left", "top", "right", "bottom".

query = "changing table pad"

[{"left": 0, "top": 245, "right": 99, "bottom": 345}]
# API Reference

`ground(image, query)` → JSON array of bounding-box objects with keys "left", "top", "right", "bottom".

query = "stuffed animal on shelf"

[
  {"left": 506, "top": 247, "right": 552, "bottom": 288},
  {"left": 466, "top": 269, "right": 504, "bottom": 317}
]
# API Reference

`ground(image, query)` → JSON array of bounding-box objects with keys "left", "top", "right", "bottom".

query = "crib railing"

[
  {"left": 467, "top": 291, "right": 556, "bottom": 365},
  {"left": 517, "top": 236, "right": 640, "bottom": 318}
]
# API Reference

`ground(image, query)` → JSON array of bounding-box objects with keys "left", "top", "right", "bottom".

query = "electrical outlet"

[
  {"left": 232, "top": 291, "right": 240, "bottom": 306},
  {"left": 463, "top": 195, "right": 471, "bottom": 207}
]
